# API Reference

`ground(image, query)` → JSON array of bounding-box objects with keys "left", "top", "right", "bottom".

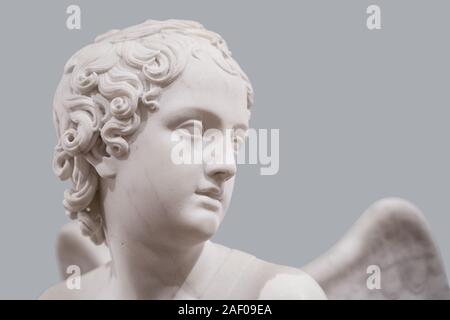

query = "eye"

[
  {"left": 175, "top": 119, "right": 203, "bottom": 138},
  {"left": 232, "top": 134, "right": 246, "bottom": 153}
]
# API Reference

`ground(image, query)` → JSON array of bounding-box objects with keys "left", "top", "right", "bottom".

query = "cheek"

[
  {"left": 135, "top": 132, "right": 204, "bottom": 208},
  {"left": 158, "top": 164, "right": 203, "bottom": 201}
]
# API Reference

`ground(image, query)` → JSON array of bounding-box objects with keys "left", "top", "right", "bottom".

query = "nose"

[
  {"left": 204, "top": 158, "right": 236, "bottom": 183},
  {"left": 202, "top": 130, "right": 238, "bottom": 183}
]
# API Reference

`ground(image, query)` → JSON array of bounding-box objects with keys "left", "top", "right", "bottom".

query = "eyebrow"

[
  {"left": 165, "top": 106, "right": 249, "bottom": 131},
  {"left": 233, "top": 123, "right": 249, "bottom": 131}
]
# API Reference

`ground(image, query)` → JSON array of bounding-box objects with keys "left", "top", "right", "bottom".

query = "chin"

[{"left": 178, "top": 207, "right": 222, "bottom": 244}]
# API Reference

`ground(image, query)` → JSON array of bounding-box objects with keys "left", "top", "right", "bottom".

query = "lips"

[{"left": 195, "top": 186, "right": 223, "bottom": 201}]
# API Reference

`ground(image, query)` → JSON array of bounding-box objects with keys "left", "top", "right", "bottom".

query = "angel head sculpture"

[{"left": 52, "top": 19, "right": 253, "bottom": 246}]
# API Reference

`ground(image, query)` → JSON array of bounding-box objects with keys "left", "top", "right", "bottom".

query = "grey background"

[{"left": 0, "top": 0, "right": 449, "bottom": 299}]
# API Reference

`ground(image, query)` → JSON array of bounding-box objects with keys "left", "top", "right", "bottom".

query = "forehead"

[{"left": 156, "top": 52, "right": 250, "bottom": 129}]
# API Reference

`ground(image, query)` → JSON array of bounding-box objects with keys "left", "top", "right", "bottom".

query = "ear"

[{"left": 84, "top": 148, "right": 117, "bottom": 179}]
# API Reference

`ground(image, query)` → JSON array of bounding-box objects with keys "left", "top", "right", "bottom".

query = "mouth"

[
  {"left": 194, "top": 186, "right": 224, "bottom": 212},
  {"left": 195, "top": 187, "right": 223, "bottom": 202}
]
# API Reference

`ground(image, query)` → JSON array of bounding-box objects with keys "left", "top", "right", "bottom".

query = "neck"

[{"left": 105, "top": 236, "right": 227, "bottom": 299}]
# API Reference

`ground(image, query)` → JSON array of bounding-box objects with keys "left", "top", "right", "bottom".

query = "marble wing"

[{"left": 302, "top": 198, "right": 450, "bottom": 299}]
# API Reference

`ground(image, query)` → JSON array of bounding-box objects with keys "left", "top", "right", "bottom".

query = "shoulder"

[
  {"left": 226, "top": 247, "right": 327, "bottom": 300},
  {"left": 257, "top": 263, "right": 327, "bottom": 300},
  {"left": 224, "top": 246, "right": 327, "bottom": 300}
]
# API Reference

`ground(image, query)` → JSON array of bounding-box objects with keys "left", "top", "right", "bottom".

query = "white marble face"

[{"left": 101, "top": 53, "right": 250, "bottom": 247}]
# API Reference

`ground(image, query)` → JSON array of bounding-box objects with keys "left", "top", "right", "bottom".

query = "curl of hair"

[{"left": 52, "top": 19, "right": 254, "bottom": 245}]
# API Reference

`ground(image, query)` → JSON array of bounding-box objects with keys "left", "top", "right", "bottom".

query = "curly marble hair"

[{"left": 52, "top": 19, "right": 254, "bottom": 245}]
